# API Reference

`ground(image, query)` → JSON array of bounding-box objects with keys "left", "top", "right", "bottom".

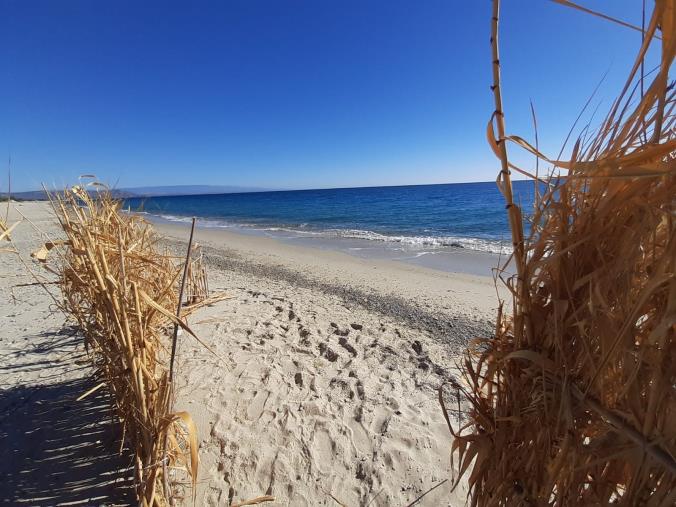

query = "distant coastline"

[
  {"left": 3, "top": 179, "right": 537, "bottom": 201},
  {"left": 0, "top": 184, "right": 271, "bottom": 201}
]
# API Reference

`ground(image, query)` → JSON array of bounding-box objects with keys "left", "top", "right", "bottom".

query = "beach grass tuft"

[
  {"left": 443, "top": 0, "right": 675, "bottom": 504},
  {"left": 39, "top": 184, "right": 209, "bottom": 506}
]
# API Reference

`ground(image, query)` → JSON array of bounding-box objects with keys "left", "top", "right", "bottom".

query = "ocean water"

[{"left": 125, "top": 181, "right": 537, "bottom": 272}]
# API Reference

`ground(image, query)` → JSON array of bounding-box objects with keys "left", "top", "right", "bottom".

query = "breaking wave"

[{"left": 145, "top": 213, "right": 511, "bottom": 255}]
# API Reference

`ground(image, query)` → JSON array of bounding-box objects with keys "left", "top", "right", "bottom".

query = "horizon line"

[{"left": 7, "top": 177, "right": 538, "bottom": 196}]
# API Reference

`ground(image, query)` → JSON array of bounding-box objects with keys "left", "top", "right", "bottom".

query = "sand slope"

[{"left": 161, "top": 225, "right": 500, "bottom": 506}]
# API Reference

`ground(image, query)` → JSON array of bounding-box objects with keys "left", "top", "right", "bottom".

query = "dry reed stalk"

[
  {"left": 0, "top": 219, "right": 19, "bottom": 243},
  {"left": 444, "top": 1, "right": 676, "bottom": 505},
  {"left": 40, "top": 185, "right": 205, "bottom": 506},
  {"left": 185, "top": 245, "right": 210, "bottom": 305},
  {"left": 169, "top": 217, "right": 197, "bottom": 386}
]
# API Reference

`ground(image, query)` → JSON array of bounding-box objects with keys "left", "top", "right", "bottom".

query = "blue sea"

[{"left": 125, "top": 181, "right": 536, "bottom": 273}]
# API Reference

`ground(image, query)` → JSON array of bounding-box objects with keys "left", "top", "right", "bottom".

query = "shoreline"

[
  {"left": 140, "top": 211, "right": 509, "bottom": 277},
  {"left": 155, "top": 221, "right": 506, "bottom": 338}
]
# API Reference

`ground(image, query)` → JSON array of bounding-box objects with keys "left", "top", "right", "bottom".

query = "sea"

[{"left": 124, "top": 181, "right": 536, "bottom": 275}]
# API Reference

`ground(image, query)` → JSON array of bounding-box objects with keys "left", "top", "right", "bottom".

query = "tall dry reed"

[
  {"left": 44, "top": 185, "right": 202, "bottom": 506},
  {"left": 444, "top": 1, "right": 675, "bottom": 505}
]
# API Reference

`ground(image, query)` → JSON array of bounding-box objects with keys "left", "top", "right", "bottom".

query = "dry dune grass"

[
  {"left": 0, "top": 219, "right": 10, "bottom": 240},
  {"left": 0, "top": 213, "right": 19, "bottom": 247},
  {"left": 444, "top": 0, "right": 675, "bottom": 505},
  {"left": 38, "top": 184, "right": 214, "bottom": 506}
]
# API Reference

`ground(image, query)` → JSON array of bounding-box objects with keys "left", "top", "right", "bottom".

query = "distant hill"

[
  {"left": 1, "top": 185, "right": 270, "bottom": 201},
  {"left": 120, "top": 185, "right": 268, "bottom": 197},
  {"left": 0, "top": 189, "right": 54, "bottom": 201}
]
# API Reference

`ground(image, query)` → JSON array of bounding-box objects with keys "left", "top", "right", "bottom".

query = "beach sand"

[
  {"left": 156, "top": 223, "right": 504, "bottom": 506},
  {"left": 0, "top": 201, "right": 134, "bottom": 505},
  {"left": 1, "top": 202, "right": 505, "bottom": 506}
]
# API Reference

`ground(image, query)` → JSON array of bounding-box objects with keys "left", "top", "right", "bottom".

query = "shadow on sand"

[{"left": 0, "top": 329, "right": 135, "bottom": 506}]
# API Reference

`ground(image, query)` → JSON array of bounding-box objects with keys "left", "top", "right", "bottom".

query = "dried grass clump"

[
  {"left": 0, "top": 214, "right": 19, "bottom": 245},
  {"left": 0, "top": 223, "right": 19, "bottom": 254},
  {"left": 0, "top": 219, "right": 10, "bottom": 240},
  {"left": 185, "top": 244, "right": 210, "bottom": 305},
  {"left": 446, "top": 1, "right": 675, "bottom": 505},
  {"left": 46, "top": 185, "right": 202, "bottom": 506}
]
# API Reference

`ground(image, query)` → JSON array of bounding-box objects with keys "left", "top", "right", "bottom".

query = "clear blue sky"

[{"left": 2, "top": 0, "right": 653, "bottom": 192}]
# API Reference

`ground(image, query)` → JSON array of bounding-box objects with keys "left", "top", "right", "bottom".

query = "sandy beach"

[
  {"left": 0, "top": 202, "right": 134, "bottom": 505},
  {"left": 2, "top": 202, "right": 504, "bottom": 506},
  {"left": 3, "top": 2, "right": 669, "bottom": 503},
  {"left": 159, "top": 222, "right": 502, "bottom": 506}
]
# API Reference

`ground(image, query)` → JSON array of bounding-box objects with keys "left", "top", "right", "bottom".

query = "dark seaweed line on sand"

[{"left": 161, "top": 238, "right": 492, "bottom": 347}]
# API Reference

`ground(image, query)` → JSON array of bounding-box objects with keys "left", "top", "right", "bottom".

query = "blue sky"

[{"left": 2, "top": 0, "right": 653, "bottom": 192}]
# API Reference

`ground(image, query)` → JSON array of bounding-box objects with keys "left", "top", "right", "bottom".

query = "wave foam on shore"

[{"left": 144, "top": 213, "right": 512, "bottom": 255}]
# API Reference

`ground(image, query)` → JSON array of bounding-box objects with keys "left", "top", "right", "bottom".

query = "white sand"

[
  {"left": 156, "top": 223, "right": 503, "bottom": 506},
  {"left": 0, "top": 201, "right": 134, "bottom": 505},
  {"left": 1, "top": 202, "right": 504, "bottom": 506}
]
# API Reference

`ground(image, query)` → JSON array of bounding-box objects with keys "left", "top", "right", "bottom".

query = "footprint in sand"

[
  {"left": 347, "top": 417, "right": 371, "bottom": 456},
  {"left": 372, "top": 407, "right": 392, "bottom": 435},
  {"left": 246, "top": 390, "right": 270, "bottom": 420},
  {"left": 311, "top": 427, "right": 334, "bottom": 474}
]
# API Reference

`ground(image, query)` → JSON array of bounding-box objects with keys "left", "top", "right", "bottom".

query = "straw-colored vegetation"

[
  {"left": 444, "top": 0, "right": 675, "bottom": 505},
  {"left": 0, "top": 215, "right": 19, "bottom": 245},
  {"left": 39, "top": 185, "right": 216, "bottom": 506},
  {"left": 0, "top": 219, "right": 10, "bottom": 240}
]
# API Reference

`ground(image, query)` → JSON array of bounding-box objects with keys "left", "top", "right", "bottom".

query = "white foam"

[
  {"left": 158, "top": 214, "right": 193, "bottom": 223},
  {"left": 136, "top": 212, "right": 511, "bottom": 255},
  {"left": 325, "top": 229, "right": 511, "bottom": 254}
]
